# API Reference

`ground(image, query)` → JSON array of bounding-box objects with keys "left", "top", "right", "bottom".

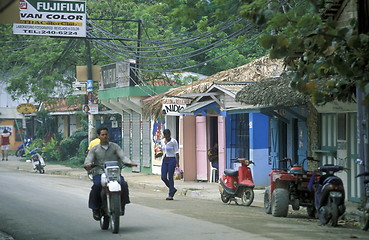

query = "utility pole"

[
  {"left": 85, "top": 37, "right": 94, "bottom": 142},
  {"left": 84, "top": 18, "right": 141, "bottom": 142},
  {"left": 357, "top": 90, "right": 369, "bottom": 198}
]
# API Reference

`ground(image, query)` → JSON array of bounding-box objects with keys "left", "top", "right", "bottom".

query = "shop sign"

[
  {"left": 16, "top": 103, "right": 37, "bottom": 114},
  {"left": 162, "top": 98, "right": 191, "bottom": 116},
  {"left": 13, "top": 0, "right": 86, "bottom": 37}
]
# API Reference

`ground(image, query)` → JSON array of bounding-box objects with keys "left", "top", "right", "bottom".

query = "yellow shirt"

[{"left": 88, "top": 138, "right": 100, "bottom": 150}]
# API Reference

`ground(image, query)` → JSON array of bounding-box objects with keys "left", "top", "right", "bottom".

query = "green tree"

[
  {"left": 1, "top": 0, "right": 268, "bottom": 102},
  {"left": 239, "top": 0, "right": 369, "bottom": 104}
]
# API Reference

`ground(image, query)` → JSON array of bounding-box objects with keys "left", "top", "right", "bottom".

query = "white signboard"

[
  {"left": 72, "top": 81, "right": 86, "bottom": 95},
  {"left": 13, "top": 0, "right": 86, "bottom": 37},
  {"left": 162, "top": 98, "right": 191, "bottom": 116}
]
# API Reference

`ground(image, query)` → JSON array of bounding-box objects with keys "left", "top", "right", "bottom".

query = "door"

[
  {"left": 218, "top": 116, "right": 226, "bottom": 179},
  {"left": 297, "top": 120, "right": 307, "bottom": 167},
  {"left": 269, "top": 118, "right": 280, "bottom": 169},
  {"left": 196, "top": 116, "right": 208, "bottom": 181}
]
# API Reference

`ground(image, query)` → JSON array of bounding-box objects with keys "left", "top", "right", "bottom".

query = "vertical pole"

[
  {"left": 357, "top": 90, "right": 369, "bottom": 200},
  {"left": 136, "top": 20, "right": 141, "bottom": 82},
  {"left": 85, "top": 37, "right": 94, "bottom": 143}
]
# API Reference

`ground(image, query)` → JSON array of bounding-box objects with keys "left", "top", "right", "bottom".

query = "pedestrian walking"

[
  {"left": 1, "top": 129, "right": 11, "bottom": 161},
  {"left": 160, "top": 129, "right": 179, "bottom": 200}
]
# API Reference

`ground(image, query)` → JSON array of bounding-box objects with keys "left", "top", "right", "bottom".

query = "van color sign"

[{"left": 13, "top": 0, "right": 86, "bottom": 37}]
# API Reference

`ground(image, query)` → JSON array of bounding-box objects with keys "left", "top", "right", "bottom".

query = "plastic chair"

[{"left": 210, "top": 165, "right": 218, "bottom": 183}]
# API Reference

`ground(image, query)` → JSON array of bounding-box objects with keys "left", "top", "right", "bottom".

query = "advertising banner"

[
  {"left": 82, "top": 104, "right": 98, "bottom": 115},
  {"left": 13, "top": 0, "right": 86, "bottom": 37}
]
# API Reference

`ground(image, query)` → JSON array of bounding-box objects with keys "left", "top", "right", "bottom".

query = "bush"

[
  {"left": 42, "top": 137, "right": 61, "bottom": 162},
  {"left": 59, "top": 130, "right": 88, "bottom": 160},
  {"left": 68, "top": 155, "right": 86, "bottom": 167},
  {"left": 23, "top": 137, "right": 61, "bottom": 162}
]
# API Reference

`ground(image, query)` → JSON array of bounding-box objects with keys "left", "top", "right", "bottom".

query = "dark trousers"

[
  {"left": 161, "top": 157, "right": 176, "bottom": 197},
  {"left": 88, "top": 174, "right": 130, "bottom": 210}
]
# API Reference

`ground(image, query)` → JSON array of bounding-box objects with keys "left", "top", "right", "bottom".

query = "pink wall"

[
  {"left": 196, "top": 116, "right": 208, "bottom": 181},
  {"left": 180, "top": 115, "right": 197, "bottom": 181},
  {"left": 218, "top": 116, "right": 226, "bottom": 179}
]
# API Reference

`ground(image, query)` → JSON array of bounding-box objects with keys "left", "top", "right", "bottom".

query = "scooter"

[
  {"left": 314, "top": 164, "right": 345, "bottom": 227},
  {"left": 218, "top": 158, "right": 255, "bottom": 206},
  {"left": 15, "top": 138, "right": 32, "bottom": 157},
  {"left": 29, "top": 148, "right": 46, "bottom": 174}
]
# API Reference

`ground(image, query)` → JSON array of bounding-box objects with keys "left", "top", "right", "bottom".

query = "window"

[{"left": 337, "top": 113, "right": 346, "bottom": 140}]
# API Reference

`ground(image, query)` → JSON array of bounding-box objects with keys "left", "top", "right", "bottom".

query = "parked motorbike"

[
  {"left": 218, "top": 158, "right": 255, "bottom": 206},
  {"left": 15, "top": 138, "right": 32, "bottom": 157},
  {"left": 313, "top": 164, "right": 346, "bottom": 227},
  {"left": 355, "top": 171, "right": 369, "bottom": 230},
  {"left": 264, "top": 157, "right": 319, "bottom": 217},
  {"left": 29, "top": 148, "right": 46, "bottom": 174},
  {"left": 86, "top": 161, "right": 132, "bottom": 234}
]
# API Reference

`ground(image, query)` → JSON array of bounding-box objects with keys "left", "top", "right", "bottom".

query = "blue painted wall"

[{"left": 249, "top": 113, "right": 271, "bottom": 186}]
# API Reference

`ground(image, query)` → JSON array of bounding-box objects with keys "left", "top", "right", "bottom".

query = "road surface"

[{"left": 0, "top": 167, "right": 367, "bottom": 240}]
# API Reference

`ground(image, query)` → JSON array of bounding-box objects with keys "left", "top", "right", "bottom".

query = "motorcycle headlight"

[
  {"left": 101, "top": 173, "right": 107, "bottom": 186},
  {"left": 106, "top": 167, "right": 120, "bottom": 181}
]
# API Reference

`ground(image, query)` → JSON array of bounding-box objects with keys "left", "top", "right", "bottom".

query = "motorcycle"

[
  {"left": 355, "top": 171, "right": 369, "bottom": 230},
  {"left": 218, "top": 158, "right": 255, "bottom": 206},
  {"left": 15, "top": 138, "right": 32, "bottom": 157},
  {"left": 86, "top": 161, "right": 132, "bottom": 234},
  {"left": 313, "top": 164, "right": 346, "bottom": 227},
  {"left": 29, "top": 148, "right": 46, "bottom": 174}
]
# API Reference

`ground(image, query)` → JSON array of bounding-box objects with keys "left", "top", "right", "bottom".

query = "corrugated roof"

[{"left": 0, "top": 107, "right": 23, "bottom": 119}]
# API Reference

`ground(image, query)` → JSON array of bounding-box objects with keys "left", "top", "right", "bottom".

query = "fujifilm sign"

[
  {"left": 35, "top": 2, "right": 85, "bottom": 12},
  {"left": 13, "top": 0, "right": 86, "bottom": 37}
]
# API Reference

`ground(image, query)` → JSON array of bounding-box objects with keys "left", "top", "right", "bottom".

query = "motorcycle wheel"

[
  {"left": 241, "top": 187, "right": 254, "bottom": 206},
  {"left": 360, "top": 213, "right": 369, "bottom": 230},
  {"left": 100, "top": 215, "right": 110, "bottom": 230},
  {"left": 220, "top": 192, "right": 230, "bottom": 203},
  {"left": 38, "top": 167, "right": 45, "bottom": 174},
  {"left": 318, "top": 206, "right": 330, "bottom": 225},
  {"left": 271, "top": 188, "right": 289, "bottom": 217},
  {"left": 307, "top": 206, "right": 316, "bottom": 218},
  {"left": 330, "top": 202, "right": 339, "bottom": 227},
  {"left": 110, "top": 193, "right": 121, "bottom": 234},
  {"left": 264, "top": 186, "right": 272, "bottom": 214},
  {"left": 15, "top": 149, "right": 24, "bottom": 157}
]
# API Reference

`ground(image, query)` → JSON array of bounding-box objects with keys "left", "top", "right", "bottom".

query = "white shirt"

[{"left": 161, "top": 138, "right": 178, "bottom": 158}]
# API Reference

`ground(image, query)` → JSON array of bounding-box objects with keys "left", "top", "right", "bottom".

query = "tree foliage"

[
  {"left": 239, "top": 0, "right": 369, "bottom": 105},
  {"left": 1, "top": 0, "right": 267, "bottom": 103}
]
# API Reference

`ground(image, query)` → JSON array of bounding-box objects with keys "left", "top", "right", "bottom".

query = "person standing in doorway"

[
  {"left": 160, "top": 129, "right": 179, "bottom": 200},
  {"left": 1, "top": 129, "right": 11, "bottom": 161}
]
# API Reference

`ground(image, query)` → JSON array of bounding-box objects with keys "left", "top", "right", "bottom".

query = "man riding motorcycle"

[{"left": 84, "top": 127, "right": 137, "bottom": 220}]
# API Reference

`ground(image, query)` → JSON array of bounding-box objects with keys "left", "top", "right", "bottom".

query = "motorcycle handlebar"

[
  {"left": 230, "top": 158, "right": 255, "bottom": 165},
  {"left": 84, "top": 162, "right": 136, "bottom": 171}
]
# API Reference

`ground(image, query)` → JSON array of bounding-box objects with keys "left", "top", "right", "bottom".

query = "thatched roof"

[
  {"left": 235, "top": 73, "right": 310, "bottom": 107},
  {"left": 143, "top": 56, "right": 284, "bottom": 118}
]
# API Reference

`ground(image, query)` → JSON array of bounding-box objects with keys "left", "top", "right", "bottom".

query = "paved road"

[
  {"left": 0, "top": 156, "right": 366, "bottom": 240},
  {"left": 0, "top": 167, "right": 270, "bottom": 240}
]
